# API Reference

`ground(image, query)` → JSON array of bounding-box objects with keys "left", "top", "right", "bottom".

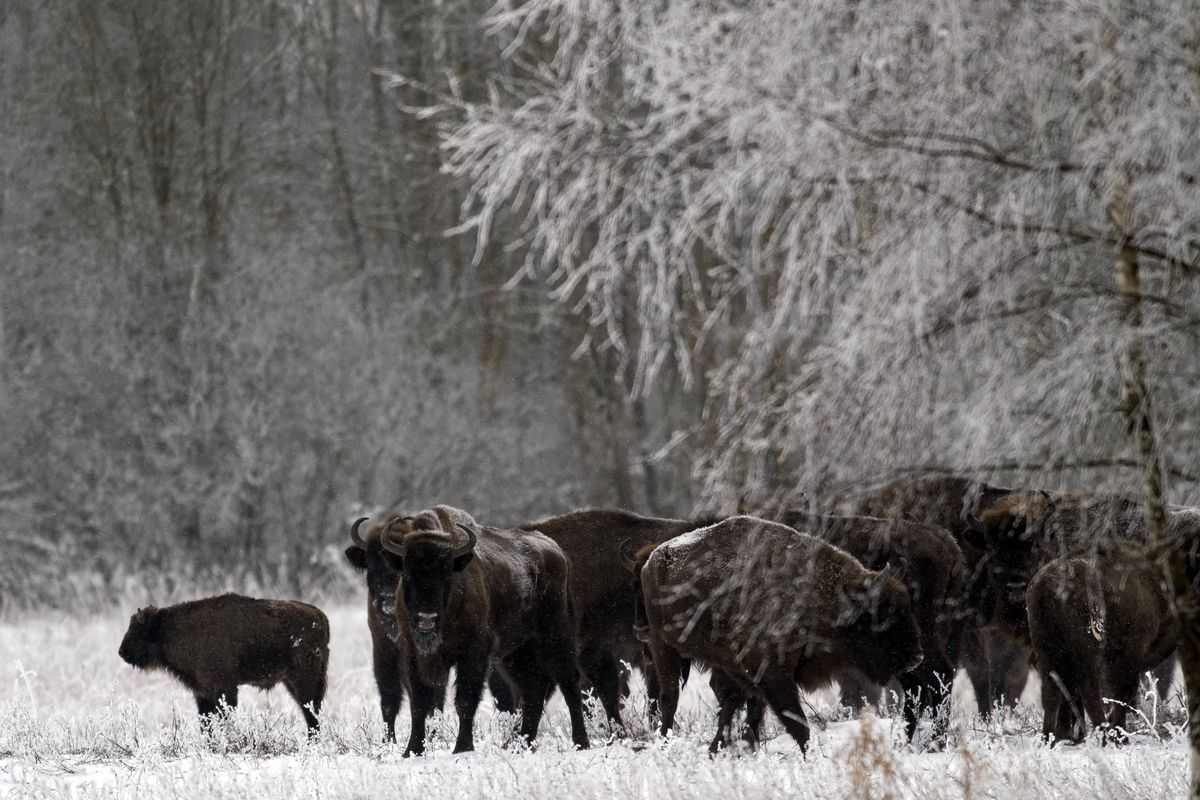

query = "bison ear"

[
  {"left": 452, "top": 550, "right": 474, "bottom": 572},
  {"left": 344, "top": 546, "right": 368, "bottom": 571}
]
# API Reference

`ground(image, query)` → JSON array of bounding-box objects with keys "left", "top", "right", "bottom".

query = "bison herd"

[{"left": 118, "top": 473, "right": 1197, "bottom": 754}]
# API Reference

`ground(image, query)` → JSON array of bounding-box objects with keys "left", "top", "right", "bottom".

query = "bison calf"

[
  {"left": 1027, "top": 542, "right": 1175, "bottom": 744},
  {"left": 118, "top": 593, "right": 330, "bottom": 735}
]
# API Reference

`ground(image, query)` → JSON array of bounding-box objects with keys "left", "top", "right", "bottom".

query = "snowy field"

[{"left": 0, "top": 600, "right": 1188, "bottom": 799}]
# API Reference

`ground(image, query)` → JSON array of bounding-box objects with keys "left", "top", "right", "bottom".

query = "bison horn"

[
  {"left": 349, "top": 517, "right": 369, "bottom": 548},
  {"left": 454, "top": 523, "right": 478, "bottom": 558},
  {"left": 870, "top": 560, "right": 903, "bottom": 593},
  {"left": 1039, "top": 489, "right": 1057, "bottom": 518},
  {"left": 380, "top": 519, "right": 407, "bottom": 557}
]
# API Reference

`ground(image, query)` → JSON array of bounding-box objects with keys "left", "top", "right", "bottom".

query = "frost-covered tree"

[{"left": 438, "top": 0, "right": 1200, "bottom": 789}]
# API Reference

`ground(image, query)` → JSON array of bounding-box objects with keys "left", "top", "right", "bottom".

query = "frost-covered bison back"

[{"left": 118, "top": 593, "right": 330, "bottom": 735}]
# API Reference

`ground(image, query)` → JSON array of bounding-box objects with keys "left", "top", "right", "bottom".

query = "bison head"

[
  {"left": 345, "top": 516, "right": 406, "bottom": 641},
  {"left": 380, "top": 517, "right": 477, "bottom": 654},
  {"left": 964, "top": 490, "right": 1056, "bottom": 608},
  {"left": 836, "top": 564, "right": 923, "bottom": 684},
  {"left": 118, "top": 607, "right": 163, "bottom": 669}
]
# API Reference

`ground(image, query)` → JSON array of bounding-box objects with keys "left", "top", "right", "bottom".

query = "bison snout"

[
  {"left": 415, "top": 612, "right": 438, "bottom": 633},
  {"left": 632, "top": 624, "right": 651, "bottom": 644}
]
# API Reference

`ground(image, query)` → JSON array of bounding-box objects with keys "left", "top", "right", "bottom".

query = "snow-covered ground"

[{"left": 0, "top": 602, "right": 1188, "bottom": 799}]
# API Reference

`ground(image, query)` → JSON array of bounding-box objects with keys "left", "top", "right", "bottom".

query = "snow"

[{"left": 0, "top": 603, "right": 1188, "bottom": 799}]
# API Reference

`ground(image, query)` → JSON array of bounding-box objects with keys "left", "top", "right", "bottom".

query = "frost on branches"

[{"left": 438, "top": 0, "right": 1200, "bottom": 506}]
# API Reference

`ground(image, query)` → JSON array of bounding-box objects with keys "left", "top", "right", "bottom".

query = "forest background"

[{"left": 1, "top": 0, "right": 1197, "bottom": 614}]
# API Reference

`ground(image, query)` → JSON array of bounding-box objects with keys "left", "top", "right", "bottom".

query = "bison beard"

[
  {"left": 117, "top": 594, "right": 330, "bottom": 736},
  {"left": 635, "top": 516, "right": 923, "bottom": 753},
  {"left": 380, "top": 506, "right": 590, "bottom": 755}
]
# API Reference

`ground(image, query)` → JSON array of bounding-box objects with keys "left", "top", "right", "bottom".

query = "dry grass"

[{"left": 0, "top": 600, "right": 1189, "bottom": 798}]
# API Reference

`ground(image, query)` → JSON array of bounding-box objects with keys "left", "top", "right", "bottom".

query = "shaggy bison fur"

[{"left": 118, "top": 593, "right": 330, "bottom": 735}]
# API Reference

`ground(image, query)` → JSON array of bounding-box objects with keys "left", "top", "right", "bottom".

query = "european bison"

[
  {"left": 843, "top": 473, "right": 1030, "bottom": 715},
  {"left": 345, "top": 514, "right": 517, "bottom": 740},
  {"left": 634, "top": 516, "right": 922, "bottom": 752},
  {"left": 516, "top": 508, "right": 717, "bottom": 730},
  {"left": 964, "top": 490, "right": 1147, "bottom": 640},
  {"left": 1027, "top": 541, "right": 1175, "bottom": 743},
  {"left": 118, "top": 594, "right": 329, "bottom": 735},
  {"left": 345, "top": 516, "right": 441, "bottom": 741},
  {"left": 773, "top": 511, "right": 966, "bottom": 743},
  {"left": 379, "top": 505, "right": 589, "bottom": 755}
]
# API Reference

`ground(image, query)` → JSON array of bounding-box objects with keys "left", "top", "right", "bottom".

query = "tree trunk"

[{"left": 1112, "top": 186, "right": 1200, "bottom": 799}]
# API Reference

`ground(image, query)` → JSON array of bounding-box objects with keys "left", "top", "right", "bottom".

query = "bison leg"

[
  {"left": 644, "top": 661, "right": 662, "bottom": 725},
  {"left": 1038, "top": 668, "right": 1066, "bottom": 744},
  {"left": 285, "top": 674, "right": 326, "bottom": 738},
  {"left": 838, "top": 669, "right": 880, "bottom": 714},
  {"left": 504, "top": 644, "right": 551, "bottom": 747},
  {"left": 708, "top": 671, "right": 754, "bottom": 754},
  {"left": 743, "top": 695, "right": 765, "bottom": 749},
  {"left": 450, "top": 650, "right": 489, "bottom": 754},
  {"left": 218, "top": 687, "right": 239, "bottom": 710},
  {"left": 899, "top": 661, "right": 953, "bottom": 747},
  {"left": 647, "top": 641, "right": 683, "bottom": 736},
  {"left": 542, "top": 647, "right": 590, "bottom": 751},
  {"left": 959, "top": 625, "right": 995, "bottom": 719},
  {"left": 1103, "top": 669, "right": 1140, "bottom": 745},
  {"left": 403, "top": 665, "right": 441, "bottom": 757},
  {"left": 488, "top": 670, "right": 520, "bottom": 714},
  {"left": 196, "top": 696, "right": 220, "bottom": 732},
  {"left": 759, "top": 677, "right": 810, "bottom": 753},
  {"left": 990, "top": 636, "right": 1029, "bottom": 709},
  {"left": 1149, "top": 653, "right": 1177, "bottom": 703},
  {"left": 579, "top": 647, "right": 625, "bottom": 733},
  {"left": 373, "top": 644, "right": 406, "bottom": 743},
  {"left": 1078, "top": 672, "right": 1107, "bottom": 742},
  {"left": 196, "top": 688, "right": 237, "bottom": 733}
]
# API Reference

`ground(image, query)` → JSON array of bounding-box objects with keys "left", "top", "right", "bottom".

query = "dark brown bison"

[
  {"left": 379, "top": 505, "right": 589, "bottom": 755},
  {"left": 350, "top": 506, "right": 713, "bottom": 735},
  {"left": 345, "top": 515, "right": 518, "bottom": 740},
  {"left": 963, "top": 490, "right": 1147, "bottom": 640},
  {"left": 1027, "top": 541, "right": 1175, "bottom": 743},
  {"left": 843, "top": 473, "right": 1030, "bottom": 715},
  {"left": 516, "top": 508, "right": 716, "bottom": 729},
  {"left": 634, "top": 516, "right": 922, "bottom": 752},
  {"left": 772, "top": 511, "right": 966, "bottom": 743},
  {"left": 345, "top": 516, "right": 446, "bottom": 741},
  {"left": 118, "top": 594, "right": 329, "bottom": 735}
]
